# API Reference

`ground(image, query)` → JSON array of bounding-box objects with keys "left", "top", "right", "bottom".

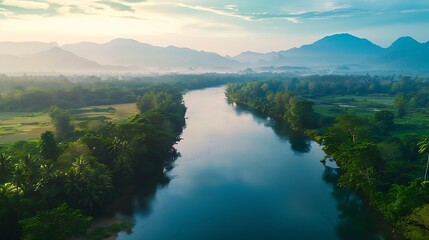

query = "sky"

[{"left": 0, "top": 0, "right": 429, "bottom": 56}]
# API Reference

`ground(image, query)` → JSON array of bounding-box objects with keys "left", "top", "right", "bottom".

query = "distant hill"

[
  {"left": 0, "top": 47, "right": 134, "bottom": 73},
  {"left": 233, "top": 33, "right": 429, "bottom": 71},
  {"left": 0, "top": 41, "right": 58, "bottom": 55},
  {"left": 0, "top": 33, "right": 427, "bottom": 73},
  {"left": 379, "top": 37, "right": 429, "bottom": 70},
  {"left": 62, "top": 38, "right": 238, "bottom": 70}
]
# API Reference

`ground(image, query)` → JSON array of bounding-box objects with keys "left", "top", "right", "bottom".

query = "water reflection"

[
  {"left": 322, "top": 165, "right": 389, "bottom": 240},
  {"left": 229, "top": 94, "right": 388, "bottom": 240},
  {"left": 231, "top": 104, "right": 311, "bottom": 153},
  {"left": 104, "top": 157, "right": 177, "bottom": 218},
  {"left": 111, "top": 86, "right": 388, "bottom": 240}
]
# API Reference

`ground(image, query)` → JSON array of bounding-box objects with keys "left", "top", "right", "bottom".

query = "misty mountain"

[
  {"left": 380, "top": 37, "right": 429, "bottom": 70},
  {"left": 0, "top": 47, "right": 133, "bottom": 73},
  {"left": 0, "top": 33, "right": 427, "bottom": 73},
  {"left": 0, "top": 41, "right": 58, "bottom": 55},
  {"left": 233, "top": 51, "right": 278, "bottom": 64},
  {"left": 62, "top": 38, "right": 238, "bottom": 70},
  {"left": 233, "top": 33, "right": 429, "bottom": 71}
]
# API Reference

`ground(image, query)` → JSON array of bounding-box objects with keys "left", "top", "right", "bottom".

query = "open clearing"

[{"left": 0, "top": 103, "right": 138, "bottom": 144}]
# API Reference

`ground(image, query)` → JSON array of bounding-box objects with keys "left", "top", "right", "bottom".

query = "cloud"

[
  {"left": 400, "top": 8, "right": 429, "bottom": 13},
  {"left": 120, "top": 0, "right": 146, "bottom": 2},
  {"left": 96, "top": 1, "right": 134, "bottom": 12},
  {"left": 174, "top": 3, "right": 251, "bottom": 21},
  {"left": 68, "top": 5, "right": 88, "bottom": 15},
  {"left": 0, "top": 2, "right": 62, "bottom": 16}
]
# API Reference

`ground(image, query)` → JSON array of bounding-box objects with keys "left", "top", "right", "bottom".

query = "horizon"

[
  {"left": 1, "top": 33, "right": 428, "bottom": 57},
  {"left": 1, "top": 1, "right": 429, "bottom": 55}
]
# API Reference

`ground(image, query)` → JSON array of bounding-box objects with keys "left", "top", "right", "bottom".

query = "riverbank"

[{"left": 225, "top": 80, "right": 429, "bottom": 239}]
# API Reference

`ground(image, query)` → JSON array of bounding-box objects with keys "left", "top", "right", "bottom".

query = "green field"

[
  {"left": 313, "top": 94, "right": 395, "bottom": 118},
  {"left": 0, "top": 103, "right": 138, "bottom": 144},
  {"left": 312, "top": 94, "right": 429, "bottom": 136}
]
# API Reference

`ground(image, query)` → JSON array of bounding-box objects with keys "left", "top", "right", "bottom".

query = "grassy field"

[
  {"left": 312, "top": 94, "right": 429, "bottom": 136},
  {"left": 0, "top": 103, "right": 138, "bottom": 144},
  {"left": 313, "top": 94, "right": 395, "bottom": 118}
]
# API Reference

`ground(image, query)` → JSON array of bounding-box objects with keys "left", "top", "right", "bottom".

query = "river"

[{"left": 114, "top": 86, "right": 388, "bottom": 240}]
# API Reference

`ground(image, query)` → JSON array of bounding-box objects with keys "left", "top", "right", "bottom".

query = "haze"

[{"left": 1, "top": 0, "right": 429, "bottom": 55}]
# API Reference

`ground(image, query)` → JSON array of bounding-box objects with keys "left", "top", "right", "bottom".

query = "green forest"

[
  {"left": 2, "top": 73, "right": 429, "bottom": 239},
  {"left": 0, "top": 83, "right": 186, "bottom": 239},
  {"left": 226, "top": 76, "right": 429, "bottom": 239}
]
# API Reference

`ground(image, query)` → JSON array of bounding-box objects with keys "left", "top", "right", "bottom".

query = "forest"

[
  {"left": 226, "top": 77, "right": 429, "bottom": 239},
  {"left": 0, "top": 83, "right": 186, "bottom": 239},
  {"left": 1, "top": 73, "right": 429, "bottom": 239}
]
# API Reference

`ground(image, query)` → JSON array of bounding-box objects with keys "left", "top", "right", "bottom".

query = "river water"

[{"left": 116, "top": 86, "right": 387, "bottom": 240}]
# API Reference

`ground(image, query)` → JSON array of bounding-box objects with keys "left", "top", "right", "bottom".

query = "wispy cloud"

[
  {"left": 120, "top": 0, "right": 146, "bottom": 2},
  {"left": 173, "top": 3, "right": 251, "bottom": 21},
  {"left": 0, "top": 2, "right": 62, "bottom": 16},
  {"left": 400, "top": 8, "right": 429, "bottom": 13},
  {"left": 96, "top": 1, "right": 134, "bottom": 12},
  {"left": 68, "top": 5, "right": 88, "bottom": 15}
]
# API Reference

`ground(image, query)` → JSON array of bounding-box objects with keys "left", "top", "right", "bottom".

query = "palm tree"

[
  {"left": 64, "top": 156, "right": 112, "bottom": 210},
  {"left": 12, "top": 154, "right": 40, "bottom": 194},
  {"left": 417, "top": 137, "right": 429, "bottom": 181},
  {"left": 108, "top": 137, "right": 133, "bottom": 174},
  {"left": 0, "top": 153, "right": 13, "bottom": 183}
]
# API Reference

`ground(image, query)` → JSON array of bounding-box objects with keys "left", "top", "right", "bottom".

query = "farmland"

[{"left": 0, "top": 103, "right": 138, "bottom": 144}]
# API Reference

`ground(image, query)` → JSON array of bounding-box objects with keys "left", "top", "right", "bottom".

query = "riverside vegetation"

[
  {"left": 226, "top": 76, "right": 429, "bottom": 239},
  {"left": 0, "top": 83, "right": 186, "bottom": 239},
  {"left": 1, "top": 73, "right": 429, "bottom": 239}
]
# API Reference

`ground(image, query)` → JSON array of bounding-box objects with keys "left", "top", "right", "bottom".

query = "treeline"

[
  {"left": 225, "top": 79, "right": 429, "bottom": 239},
  {"left": 283, "top": 75, "right": 429, "bottom": 97},
  {"left": 0, "top": 85, "right": 186, "bottom": 239},
  {"left": 227, "top": 81, "right": 317, "bottom": 130},
  {"left": 0, "top": 73, "right": 268, "bottom": 112}
]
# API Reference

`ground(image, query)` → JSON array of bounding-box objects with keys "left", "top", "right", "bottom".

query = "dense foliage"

[
  {"left": 0, "top": 73, "right": 263, "bottom": 111},
  {"left": 226, "top": 78, "right": 429, "bottom": 239},
  {"left": 227, "top": 81, "right": 317, "bottom": 130},
  {"left": 0, "top": 85, "right": 186, "bottom": 239}
]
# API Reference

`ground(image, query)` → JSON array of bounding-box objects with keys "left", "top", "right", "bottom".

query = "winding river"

[{"left": 115, "top": 86, "right": 388, "bottom": 240}]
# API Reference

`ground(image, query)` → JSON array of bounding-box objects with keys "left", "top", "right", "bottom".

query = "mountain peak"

[
  {"left": 389, "top": 36, "right": 420, "bottom": 49},
  {"left": 313, "top": 33, "right": 379, "bottom": 48},
  {"left": 107, "top": 38, "right": 142, "bottom": 45}
]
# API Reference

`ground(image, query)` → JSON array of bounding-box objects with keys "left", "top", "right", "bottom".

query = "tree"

[
  {"left": 39, "top": 131, "right": 60, "bottom": 161},
  {"left": 404, "top": 204, "right": 429, "bottom": 240},
  {"left": 394, "top": 94, "right": 407, "bottom": 117},
  {"left": 19, "top": 203, "right": 92, "bottom": 240},
  {"left": 49, "top": 106, "right": 74, "bottom": 140},
  {"left": 417, "top": 137, "right": 429, "bottom": 181},
  {"left": 0, "top": 153, "right": 13, "bottom": 183},
  {"left": 372, "top": 110, "right": 395, "bottom": 132},
  {"left": 287, "top": 96, "right": 315, "bottom": 130},
  {"left": 64, "top": 156, "right": 112, "bottom": 210},
  {"left": 0, "top": 183, "right": 26, "bottom": 239},
  {"left": 324, "top": 114, "right": 372, "bottom": 146},
  {"left": 12, "top": 154, "right": 41, "bottom": 194},
  {"left": 108, "top": 137, "right": 133, "bottom": 174}
]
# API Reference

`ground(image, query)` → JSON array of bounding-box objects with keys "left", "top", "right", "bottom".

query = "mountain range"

[{"left": 0, "top": 33, "right": 428, "bottom": 73}]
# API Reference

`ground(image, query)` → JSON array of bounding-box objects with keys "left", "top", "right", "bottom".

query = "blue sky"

[{"left": 0, "top": 0, "right": 429, "bottom": 55}]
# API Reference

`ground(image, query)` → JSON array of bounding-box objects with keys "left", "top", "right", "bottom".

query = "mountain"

[
  {"left": 234, "top": 33, "right": 384, "bottom": 67},
  {"left": 281, "top": 33, "right": 383, "bottom": 65},
  {"left": 0, "top": 34, "right": 427, "bottom": 73},
  {"left": 233, "top": 51, "right": 278, "bottom": 63},
  {"left": 0, "top": 41, "right": 58, "bottom": 55},
  {"left": 233, "top": 33, "right": 429, "bottom": 71},
  {"left": 62, "top": 38, "right": 238, "bottom": 70},
  {"left": 0, "top": 47, "right": 134, "bottom": 73},
  {"left": 380, "top": 37, "right": 429, "bottom": 70}
]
